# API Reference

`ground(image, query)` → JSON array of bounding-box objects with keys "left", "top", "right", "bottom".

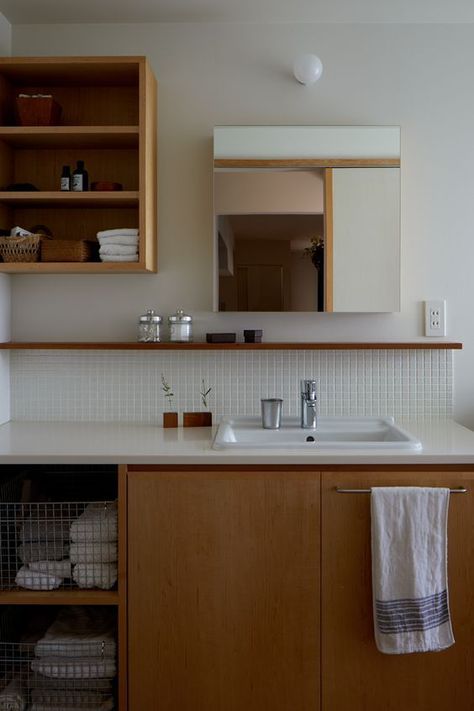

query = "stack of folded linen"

[
  {"left": 0, "top": 677, "right": 26, "bottom": 711},
  {"left": 97, "top": 228, "right": 139, "bottom": 262},
  {"left": 30, "top": 607, "right": 116, "bottom": 711},
  {"left": 70, "top": 503, "right": 118, "bottom": 590},
  {"left": 15, "top": 516, "right": 71, "bottom": 591}
]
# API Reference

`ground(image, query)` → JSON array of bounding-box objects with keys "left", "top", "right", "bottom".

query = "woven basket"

[
  {"left": 0, "top": 234, "right": 42, "bottom": 263},
  {"left": 41, "top": 239, "right": 94, "bottom": 263},
  {"left": 16, "top": 96, "right": 62, "bottom": 126}
]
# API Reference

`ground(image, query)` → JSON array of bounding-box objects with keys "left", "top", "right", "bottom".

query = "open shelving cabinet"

[{"left": 0, "top": 56, "right": 157, "bottom": 273}]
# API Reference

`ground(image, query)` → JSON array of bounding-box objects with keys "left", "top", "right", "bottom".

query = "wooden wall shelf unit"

[
  {"left": 0, "top": 341, "right": 463, "bottom": 350},
  {"left": 0, "top": 56, "right": 157, "bottom": 273}
]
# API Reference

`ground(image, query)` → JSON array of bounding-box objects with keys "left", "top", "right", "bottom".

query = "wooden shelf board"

[
  {"left": 0, "top": 262, "right": 153, "bottom": 274},
  {"left": 0, "top": 126, "right": 139, "bottom": 148},
  {"left": 0, "top": 56, "right": 144, "bottom": 85},
  {"left": 0, "top": 191, "right": 139, "bottom": 207},
  {"left": 0, "top": 342, "right": 463, "bottom": 351},
  {"left": 0, "top": 589, "right": 119, "bottom": 605}
]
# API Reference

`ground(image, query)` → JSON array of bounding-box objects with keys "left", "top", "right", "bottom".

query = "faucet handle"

[{"left": 301, "top": 379, "right": 317, "bottom": 401}]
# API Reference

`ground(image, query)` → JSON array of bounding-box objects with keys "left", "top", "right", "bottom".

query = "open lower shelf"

[
  {"left": 0, "top": 125, "right": 140, "bottom": 148},
  {"left": 0, "top": 191, "right": 139, "bottom": 207}
]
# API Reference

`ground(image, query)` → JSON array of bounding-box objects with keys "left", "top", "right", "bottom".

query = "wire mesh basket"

[
  {"left": 0, "top": 501, "right": 118, "bottom": 591},
  {"left": 0, "top": 607, "right": 116, "bottom": 709}
]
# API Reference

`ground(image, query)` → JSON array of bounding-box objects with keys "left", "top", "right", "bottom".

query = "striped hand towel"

[{"left": 371, "top": 486, "right": 454, "bottom": 654}]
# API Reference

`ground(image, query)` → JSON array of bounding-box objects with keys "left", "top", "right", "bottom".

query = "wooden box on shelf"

[
  {"left": 41, "top": 239, "right": 97, "bottom": 263},
  {"left": 0, "top": 56, "right": 157, "bottom": 274},
  {"left": 16, "top": 95, "right": 62, "bottom": 126}
]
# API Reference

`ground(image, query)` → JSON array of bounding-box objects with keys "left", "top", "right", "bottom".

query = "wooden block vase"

[
  {"left": 163, "top": 412, "right": 178, "bottom": 428},
  {"left": 183, "top": 412, "right": 213, "bottom": 427}
]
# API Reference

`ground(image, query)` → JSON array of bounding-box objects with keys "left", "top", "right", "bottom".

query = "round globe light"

[{"left": 293, "top": 54, "right": 323, "bottom": 85}]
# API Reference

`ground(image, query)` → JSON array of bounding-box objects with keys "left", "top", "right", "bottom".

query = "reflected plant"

[{"left": 303, "top": 237, "right": 324, "bottom": 270}]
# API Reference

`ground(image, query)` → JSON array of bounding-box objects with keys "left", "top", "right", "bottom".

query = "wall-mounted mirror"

[{"left": 213, "top": 126, "right": 400, "bottom": 313}]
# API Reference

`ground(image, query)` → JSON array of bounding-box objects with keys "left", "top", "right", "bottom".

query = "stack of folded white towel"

[
  {"left": 70, "top": 503, "right": 118, "bottom": 590},
  {"left": 30, "top": 606, "right": 116, "bottom": 711},
  {"left": 97, "top": 228, "right": 139, "bottom": 262},
  {"left": 15, "top": 515, "right": 71, "bottom": 592},
  {"left": 0, "top": 677, "right": 26, "bottom": 711}
]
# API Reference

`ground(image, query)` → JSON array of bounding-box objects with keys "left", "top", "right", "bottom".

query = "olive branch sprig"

[
  {"left": 200, "top": 379, "right": 212, "bottom": 410},
  {"left": 161, "top": 373, "right": 175, "bottom": 411}
]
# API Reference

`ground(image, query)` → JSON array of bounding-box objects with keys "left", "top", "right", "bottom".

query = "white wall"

[
  {"left": 0, "top": 12, "right": 11, "bottom": 423},
  {"left": 0, "top": 12, "right": 11, "bottom": 56},
  {"left": 9, "top": 22, "right": 474, "bottom": 427}
]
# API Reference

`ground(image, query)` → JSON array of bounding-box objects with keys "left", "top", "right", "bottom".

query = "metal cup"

[{"left": 261, "top": 398, "right": 283, "bottom": 429}]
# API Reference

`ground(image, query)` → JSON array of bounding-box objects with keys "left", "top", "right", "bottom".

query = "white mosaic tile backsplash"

[{"left": 10, "top": 349, "right": 453, "bottom": 423}]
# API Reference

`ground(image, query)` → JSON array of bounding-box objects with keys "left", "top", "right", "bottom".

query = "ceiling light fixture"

[{"left": 293, "top": 54, "right": 323, "bottom": 85}]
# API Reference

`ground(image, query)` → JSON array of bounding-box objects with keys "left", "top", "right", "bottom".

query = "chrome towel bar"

[{"left": 336, "top": 487, "right": 467, "bottom": 494}]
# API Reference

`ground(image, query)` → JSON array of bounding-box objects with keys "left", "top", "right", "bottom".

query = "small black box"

[
  {"left": 243, "top": 329, "right": 263, "bottom": 343},
  {"left": 206, "top": 332, "right": 237, "bottom": 343}
]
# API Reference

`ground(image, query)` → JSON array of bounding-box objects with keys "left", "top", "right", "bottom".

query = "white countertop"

[{"left": 1, "top": 418, "right": 474, "bottom": 465}]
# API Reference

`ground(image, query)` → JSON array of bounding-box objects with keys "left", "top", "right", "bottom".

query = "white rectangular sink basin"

[{"left": 213, "top": 416, "right": 422, "bottom": 450}]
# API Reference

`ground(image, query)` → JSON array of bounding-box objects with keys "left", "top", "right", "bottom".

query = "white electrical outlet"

[{"left": 425, "top": 300, "right": 447, "bottom": 337}]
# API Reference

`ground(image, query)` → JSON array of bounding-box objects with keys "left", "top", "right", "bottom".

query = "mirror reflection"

[
  {"left": 216, "top": 170, "right": 325, "bottom": 312},
  {"left": 213, "top": 126, "right": 401, "bottom": 313}
]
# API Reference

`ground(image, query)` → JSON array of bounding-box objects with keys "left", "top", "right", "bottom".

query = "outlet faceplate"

[{"left": 425, "top": 300, "right": 447, "bottom": 337}]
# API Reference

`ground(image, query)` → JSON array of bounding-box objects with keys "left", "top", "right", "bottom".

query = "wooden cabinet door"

[
  {"left": 128, "top": 469, "right": 320, "bottom": 711},
  {"left": 322, "top": 470, "right": 474, "bottom": 711}
]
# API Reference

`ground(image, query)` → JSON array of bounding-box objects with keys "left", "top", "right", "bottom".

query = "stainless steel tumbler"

[{"left": 261, "top": 398, "right": 283, "bottom": 429}]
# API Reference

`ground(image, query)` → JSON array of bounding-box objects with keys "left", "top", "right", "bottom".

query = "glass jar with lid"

[
  {"left": 168, "top": 308, "right": 192, "bottom": 342},
  {"left": 137, "top": 308, "right": 163, "bottom": 342}
]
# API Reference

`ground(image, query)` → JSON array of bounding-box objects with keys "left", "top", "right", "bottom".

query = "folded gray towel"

[
  {"left": 35, "top": 607, "right": 116, "bottom": 659},
  {"left": 18, "top": 542, "right": 69, "bottom": 564}
]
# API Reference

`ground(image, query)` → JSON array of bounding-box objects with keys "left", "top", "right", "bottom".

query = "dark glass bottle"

[
  {"left": 72, "top": 160, "right": 89, "bottom": 192},
  {"left": 60, "top": 165, "right": 71, "bottom": 191}
]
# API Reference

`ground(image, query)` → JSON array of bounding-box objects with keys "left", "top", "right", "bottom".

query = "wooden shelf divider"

[{"left": 0, "top": 589, "right": 119, "bottom": 605}]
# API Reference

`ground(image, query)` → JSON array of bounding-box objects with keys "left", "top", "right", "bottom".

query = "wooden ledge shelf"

[
  {"left": 0, "top": 342, "right": 463, "bottom": 351},
  {"left": 0, "top": 126, "right": 139, "bottom": 148},
  {"left": 0, "top": 191, "right": 139, "bottom": 207},
  {"left": 0, "top": 263, "right": 150, "bottom": 274},
  {"left": 0, "top": 589, "right": 119, "bottom": 605}
]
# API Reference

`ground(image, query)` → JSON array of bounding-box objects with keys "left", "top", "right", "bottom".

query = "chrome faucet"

[{"left": 300, "top": 379, "right": 318, "bottom": 429}]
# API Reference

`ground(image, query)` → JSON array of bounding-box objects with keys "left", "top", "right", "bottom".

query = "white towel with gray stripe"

[{"left": 371, "top": 487, "right": 454, "bottom": 654}]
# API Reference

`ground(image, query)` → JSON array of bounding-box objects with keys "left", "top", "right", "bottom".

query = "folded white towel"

[
  {"left": 32, "top": 677, "right": 112, "bottom": 691},
  {"left": 31, "top": 703, "right": 113, "bottom": 711},
  {"left": 18, "top": 542, "right": 69, "bottom": 564},
  {"left": 31, "top": 687, "right": 113, "bottom": 707},
  {"left": 31, "top": 656, "right": 116, "bottom": 679},
  {"left": 15, "top": 565, "right": 63, "bottom": 591},
  {"left": 70, "top": 503, "right": 118, "bottom": 543},
  {"left": 99, "top": 244, "right": 137, "bottom": 256},
  {"left": 73, "top": 563, "right": 117, "bottom": 590},
  {"left": 70, "top": 541, "right": 117, "bottom": 564},
  {"left": 96, "top": 228, "right": 138, "bottom": 239},
  {"left": 100, "top": 254, "right": 138, "bottom": 262},
  {"left": 371, "top": 487, "right": 455, "bottom": 654},
  {"left": 29, "top": 560, "right": 71, "bottom": 578},
  {"left": 35, "top": 607, "right": 116, "bottom": 659},
  {"left": 97, "top": 234, "right": 138, "bottom": 246},
  {"left": 0, "top": 678, "right": 26, "bottom": 711}
]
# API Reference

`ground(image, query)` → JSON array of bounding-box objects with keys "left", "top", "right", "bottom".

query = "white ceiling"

[{"left": 1, "top": 0, "right": 474, "bottom": 25}]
